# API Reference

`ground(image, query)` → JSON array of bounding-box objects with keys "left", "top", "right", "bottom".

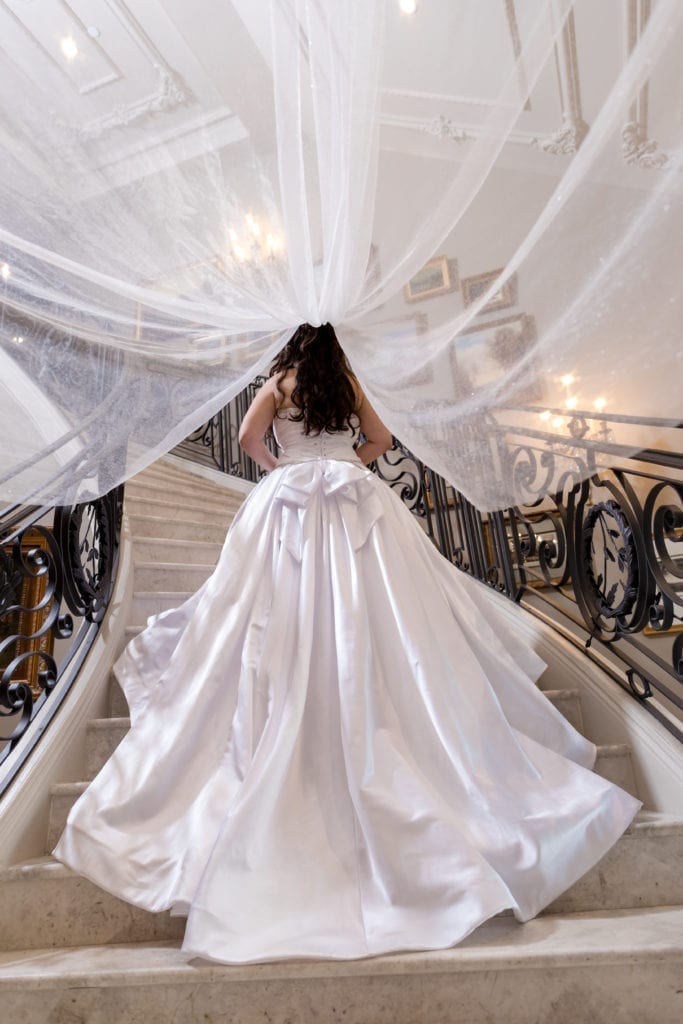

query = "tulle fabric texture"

[
  {"left": 1, "top": 0, "right": 682, "bottom": 509},
  {"left": 51, "top": 416, "right": 642, "bottom": 964}
]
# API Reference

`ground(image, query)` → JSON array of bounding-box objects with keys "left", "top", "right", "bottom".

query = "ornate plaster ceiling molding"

[
  {"left": 531, "top": 10, "right": 588, "bottom": 155},
  {"left": 76, "top": 64, "right": 187, "bottom": 141},
  {"left": 419, "top": 115, "right": 469, "bottom": 142},
  {"left": 621, "top": 0, "right": 670, "bottom": 169}
]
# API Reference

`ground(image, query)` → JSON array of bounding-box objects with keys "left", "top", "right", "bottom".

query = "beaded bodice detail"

[{"left": 273, "top": 409, "right": 363, "bottom": 466}]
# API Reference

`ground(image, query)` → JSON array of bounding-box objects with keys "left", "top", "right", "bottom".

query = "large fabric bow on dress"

[{"left": 271, "top": 460, "right": 386, "bottom": 562}]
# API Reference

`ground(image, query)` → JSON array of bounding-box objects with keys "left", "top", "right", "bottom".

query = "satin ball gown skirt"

[{"left": 51, "top": 457, "right": 643, "bottom": 964}]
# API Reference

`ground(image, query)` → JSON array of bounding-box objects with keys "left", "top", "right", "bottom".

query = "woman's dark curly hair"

[{"left": 269, "top": 322, "right": 359, "bottom": 435}]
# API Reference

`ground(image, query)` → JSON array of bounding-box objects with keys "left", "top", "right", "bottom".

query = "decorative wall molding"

[
  {"left": 419, "top": 115, "right": 469, "bottom": 142},
  {"left": 621, "top": 0, "right": 671, "bottom": 169},
  {"left": 56, "top": 65, "right": 187, "bottom": 142},
  {"left": 532, "top": 112, "right": 589, "bottom": 156},
  {"left": 503, "top": 0, "right": 532, "bottom": 112},
  {"left": 77, "top": 64, "right": 187, "bottom": 141},
  {"left": 621, "top": 119, "right": 670, "bottom": 169},
  {"left": 531, "top": 11, "right": 588, "bottom": 155},
  {"left": 382, "top": 87, "right": 500, "bottom": 110}
]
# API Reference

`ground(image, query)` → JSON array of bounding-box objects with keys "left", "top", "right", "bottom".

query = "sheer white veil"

[{"left": 0, "top": 0, "right": 680, "bottom": 509}]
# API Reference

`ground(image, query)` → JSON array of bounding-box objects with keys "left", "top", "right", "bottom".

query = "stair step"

[
  {"left": 14, "top": 811, "right": 683, "bottom": 950},
  {"left": 84, "top": 717, "right": 131, "bottom": 781},
  {"left": 47, "top": 739, "right": 639, "bottom": 849},
  {"left": 126, "top": 514, "right": 230, "bottom": 543},
  {"left": 125, "top": 495, "right": 240, "bottom": 524},
  {"left": 134, "top": 561, "right": 215, "bottom": 593},
  {"left": 0, "top": 906, "right": 680, "bottom": 1022},
  {"left": 592, "top": 743, "right": 638, "bottom": 799},
  {"left": 135, "top": 461, "right": 237, "bottom": 488},
  {"left": 126, "top": 484, "right": 244, "bottom": 515},
  {"left": 109, "top": 663, "right": 133, "bottom": 715},
  {"left": 45, "top": 783, "right": 90, "bottom": 853},
  {"left": 126, "top": 477, "right": 242, "bottom": 504},
  {"left": 46, "top": 757, "right": 673, "bottom": 920},
  {"left": 131, "top": 591, "right": 195, "bottom": 623},
  {"left": 113, "top": 625, "right": 144, "bottom": 662},
  {"left": 0, "top": 860, "right": 184, "bottom": 951},
  {"left": 133, "top": 537, "right": 224, "bottom": 564},
  {"left": 538, "top": 688, "right": 584, "bottom": 732},
  {"left": 87, "top": 689, "right": 588, "bottom": 780}
]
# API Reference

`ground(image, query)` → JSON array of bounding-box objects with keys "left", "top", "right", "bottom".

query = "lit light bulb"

[
  {"left": 594, "top": 397, "right": 606, "bottom": 411},
  {"left": 552, "top": 416, "right": 564, "bottom": 428},
  {"left": 246, "top": 213, "right": 260, "bottom": 238},
  {"left": 228, "top": 228, "right": 238, "bottom": 243},
  {"left": 539, "top": 410, "right": 551, "bottom": 421},
  {"left": 266, "top": 233, "right": 284, "bottom": 254},
  {"left": 564, "top": 396, "right": 578, "bottom": 409},
  {"left": 560, "top": 373, "right": 574, "bottom": 388},
  {"left": 1, "top": 263, "right": 9, "bottom": 280},
  {"left": 60, "top": 36, "right": 78, "bottom": 60},
  {"left": 399, "top": 0, "right": 418, "bottom": 13},
  {"left": 233, "top": 245, "right": 247, "bottom": 263}
]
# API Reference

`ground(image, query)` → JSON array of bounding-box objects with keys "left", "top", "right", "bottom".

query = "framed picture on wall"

[
  {"left": 452, "top": 313, "right": 543, "bottom": 402},
  {"left": 369, "top": 312, "right": 432, "bottom": 383},
  {"left": 461, "top": 268, "right": 517, "bottom": 314},
  {"left": 404, "top": 255, "right": 459, "bottom": 303}
]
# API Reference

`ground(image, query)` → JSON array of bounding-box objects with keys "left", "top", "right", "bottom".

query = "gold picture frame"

[
  {"left": 0, "top": 529, "right": 55, "bottom": 700},
  {"left": 462, "top": 268, "right": 518, "bottom": 314},
  {"left": 404, "top": 255, "right": 459, "bottom": 303}
]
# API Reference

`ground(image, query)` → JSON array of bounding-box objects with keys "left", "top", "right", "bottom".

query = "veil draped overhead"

[{"left": 0, "top": 0, "right": 681, "bottom": 509}]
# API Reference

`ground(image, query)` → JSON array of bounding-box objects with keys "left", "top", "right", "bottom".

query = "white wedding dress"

[{"left": 52, "top": 410, "right": 643, "bottom": 964}]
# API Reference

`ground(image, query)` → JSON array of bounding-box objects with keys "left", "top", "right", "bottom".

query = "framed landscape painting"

[
  {"left": 404, "top": 255, "right": 459, "bottom": 303},
  {"left": 461, "top": 268, "right": 517, "bottom": 315},
  {"left": 452, "top": 313, "right": 543, "bottom": 402}
]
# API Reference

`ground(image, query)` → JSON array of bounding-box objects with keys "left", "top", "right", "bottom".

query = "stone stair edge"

[
  {"left": 128, "top": 470, "right": 239, "bottom": 488},
  {"left": 125, "top": 497, "right": 241, "bottom": 516},
  {"left": 132, "top": 537, "right": 224, "bottom": 549},
  {"left": 132, "top": 462, "right": 240, "bottom": 483},
  {"left": 0, "top": 906, "right": 681, "bottom": 986},
  {"left": 126, "top": 484, "right": 245, "bottom": 506},
  {"left": 134, "top": 560, "right": 217, "bottom": 571}
]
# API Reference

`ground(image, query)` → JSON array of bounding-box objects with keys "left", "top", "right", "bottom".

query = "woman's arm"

[
  {"left": 238, "top": 378, "right": 280, "bottom": 472},
  {"left": 353, "top": 383, "right": 394, "bottom": 466}
]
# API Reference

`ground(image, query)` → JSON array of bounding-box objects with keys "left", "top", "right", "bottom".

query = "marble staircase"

[{"left": 0, "top": 457, "right": 681, "bottom": 1022}]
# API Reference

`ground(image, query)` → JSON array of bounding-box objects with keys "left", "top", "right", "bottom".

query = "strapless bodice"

[{"left": 272, "top": 409, "right": 363, "bottom": 466}]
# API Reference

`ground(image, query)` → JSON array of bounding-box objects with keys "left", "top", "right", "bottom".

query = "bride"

[{"left": 52, "top": 322, "right": 642, "bottom": 965}]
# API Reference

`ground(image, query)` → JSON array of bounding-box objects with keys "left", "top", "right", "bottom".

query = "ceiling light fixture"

[
  {"left": 60, "top": 36, "right": 78, "bottom": 61},
  {"left": 399, "top": 0, "right": 418, "bottom": 14}
]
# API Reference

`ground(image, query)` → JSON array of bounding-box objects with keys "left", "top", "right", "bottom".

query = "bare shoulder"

[
  {"left": 267, "top": 368, "right": 296, "bottom": 409},
  {"left": 262, "top": 368, "right": 294, "bottom": 407}
]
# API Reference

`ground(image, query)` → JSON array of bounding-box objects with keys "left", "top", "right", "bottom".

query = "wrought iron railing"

[
  {"left": 0, "top": 486, "right": 124, "bottom": 796},
  {"left": 173, "top": 383, "right": 683, "bottom": 745}
]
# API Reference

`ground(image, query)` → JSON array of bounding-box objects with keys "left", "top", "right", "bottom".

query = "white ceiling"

[{"left": 0, "top": 0, "right": 678, "bottom": 184}]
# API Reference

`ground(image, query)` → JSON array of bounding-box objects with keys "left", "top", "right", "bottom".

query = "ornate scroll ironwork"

[
  {"left": 174, "top": 380, "right": 682, "bottom": 744},
  {"left": 0, "top": 486, "right": 123, "bottom": 793}
]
